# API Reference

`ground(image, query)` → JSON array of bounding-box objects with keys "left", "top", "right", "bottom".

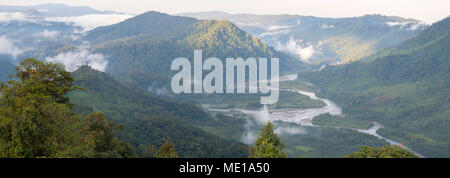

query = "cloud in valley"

[
  {"left": 386, "top": 21, "right": 427, "bottom": 31},
  {"left": 0, "top": 35, "right": 23, "bottom": 59},
  {"left": 45, "top": 14, "right": 133, "bottom": 32},
  {"left": 275, "top": 126, "right": 306, "bottom": 135},
  {"left": 0, "top": 12, "right": 39, "bottom": 23},
  {"left": 33, "top": 30, "right": 60, "bottom": 38},
  {"left": 276, "top": 38, "right": 320, "bottom": 62},
  {"left": 45, "top": 47, "right": 108, "bottom": 72}
]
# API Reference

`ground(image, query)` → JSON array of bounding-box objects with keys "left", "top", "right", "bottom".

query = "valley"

[
  {"left": 205, "top": 74, "right": 425, "bottom": 157},
  {"left": 0, "top": 3, "right": 448, "bottom": 158}
]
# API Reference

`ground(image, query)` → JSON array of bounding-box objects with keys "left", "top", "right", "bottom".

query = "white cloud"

[
  {"left": 275, "top": 126, "right": 306, "bottom": 135},
  {"left": 265, "top": 25, "right": 289, "bottom": 31},
  {"left": 386, "top": 21, "right": 426, "bottom": 31},
  {"left": 0, "top": 35, "right": 23, "bottom": 59},
  {"left": 276, "top": 38, "right": 319, "bottom": 62},
  {"left": 34, "top": 30, "right": 60, "bottom": 38},
  {"left": 260, "top": 29, "right": 290, "bottom": 37},
  {"left": 0, "top": 12, "right": 39, "bottom": 23},
  {"left": 45, "top": 47, "right": 108, "bottom": 72},
  {"left": 45, "top": 14, "right": 133, "bottom": 32},
  {"left": 321, "top": 24, "right": 335, "bottom": 29},
  {"left": 297, "top": 45, "right": 316, "bottom": 60}
]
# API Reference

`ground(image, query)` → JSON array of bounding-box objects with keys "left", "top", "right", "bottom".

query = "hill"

[
  {"left": 81, "top": 11, "right": 305, "bottom": 91},
  {"left": 70, "top": 66, "right": 249, "bottom": 157},
  {"left": 302, "top": 16, "right": 450, "bottom": 157}
]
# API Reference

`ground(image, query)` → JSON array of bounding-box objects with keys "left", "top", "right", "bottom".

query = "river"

[{"left": 206, "top": 74, "right": 424, "bottom": 157}]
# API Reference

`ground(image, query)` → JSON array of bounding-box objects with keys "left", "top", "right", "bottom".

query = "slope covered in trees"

[
  {"left": 302, "top": 16, "right": 450, "bottom": 157},
  {"left": 69, "top": 66, "right": 249, "bottom": 157},
  {"left": 80, "top": 11, "right": 305, "bottom": 91}
]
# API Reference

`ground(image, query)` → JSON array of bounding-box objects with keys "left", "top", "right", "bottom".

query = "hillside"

[
  {"left": 302, "top": 16, "right": 450, "bottom": 157},
  {"left": 180, "top": 12, "right": 427, "bottom": 64},
  {"left": 70, "top": 66, "right": 249, "bottom": 158},
  {"left": 81, "top": 11, "right": 305, "bottom": 91}
]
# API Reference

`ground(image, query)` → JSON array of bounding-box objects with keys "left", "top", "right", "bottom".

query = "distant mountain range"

[
  {"left": 0, "top": 3, "right": 121, "bottom": 17},
  {"left": 179, "top": 11, "right": 428, "bottom": 65}
]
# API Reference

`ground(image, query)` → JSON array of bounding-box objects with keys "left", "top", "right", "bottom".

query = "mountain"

[
  {"left": 179, "top": 12, "right": 428, "bottom": 65},
  {"left": 0, "top": 59, "right": 14, "bottom": 82},
  {"left": 81, "top": 11, "right": 305, "bottom": 91},
  {"left": 0, "top": 3, "right": 120, "bottom": 17},
  {"left": 301, "top": 16, "right": 450, "bottom": 157},
  {"left": 70, "top": 66, "right": 249, "bottom": 157}
]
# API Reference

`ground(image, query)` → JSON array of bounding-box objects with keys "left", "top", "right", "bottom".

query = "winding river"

[{"left": 207, "top": 74, "right": 424, "bottom": 157}]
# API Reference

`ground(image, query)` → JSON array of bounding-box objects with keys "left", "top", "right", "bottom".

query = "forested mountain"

[
  {"left": 180, "top": 12, "right": 427, "bottom": 65},
  {"left": 70, "top": 66, "right": 249, "bottom": 157},
  {"left": 82, "top": 11, "right": 305, "bottom": 90},
  {"left": 302, "top": 16, "right": 450, "bottom": 157}
]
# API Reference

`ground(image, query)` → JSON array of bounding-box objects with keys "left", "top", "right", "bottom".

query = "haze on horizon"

[{"left": 1, "top": 0, "right": 449, "bottom": 24}]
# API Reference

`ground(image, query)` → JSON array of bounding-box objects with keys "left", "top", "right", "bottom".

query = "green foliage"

[
  {"left": 10, "top": 58, "right": 77, "bottom": 104},
  {"left": 344, "top": 145, "right": 419, "bottom": 158},
  {"left": 153, "top": 142, "right": 179, "bottom": 158},
  {"left": 249, "top": 122, "right": 287, "bottom": 158},
  {"left": 0, "top": 58, "right": 135, "bottom": 158}
]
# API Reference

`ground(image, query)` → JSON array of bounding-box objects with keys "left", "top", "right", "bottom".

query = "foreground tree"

[
  {"left": 153, "top": 141, "right": 179, "bottom": 158},
  {"left": 344, "top": 145, "right": 419, "bottom": 158},
  {"left": 0, "top": 58, "right": 135, "bottom": 158},
  {"left": 249, "top": 122, "right": 287, "bottom": 158}
]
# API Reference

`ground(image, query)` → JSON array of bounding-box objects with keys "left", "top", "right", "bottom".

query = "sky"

[{"left": 0, "top": 0, "right": 449, "bottom": 23}]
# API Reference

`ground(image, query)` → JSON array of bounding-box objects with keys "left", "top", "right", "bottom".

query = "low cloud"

[
  {"left": 386, "top": 21, "right": 426, "bottom": 31},
  {"left": 265, "top": 25, "right": 290, "bottom": 31},
  {"left": 321, "top": 24, "right": 335, "bottom": 29},
  {"left": 0, "top": 12, "right": 39, "bottom": 23},
  {"left": 275, "top": 126, "right": 306, "bottom": 135},
  {"left": 45, "top": 47, "right": 108, "bottom": 72},
  {"left": 276, "top": 38, "right": 320, "bottom": 62},
  {"left": 45, "top": 14, "right": 133, "bottom": 32},
  {"left": 33, "top": 30, "right": 60, "bottom": 38},
  {"left": 0, "top": 35, "right": 23, "bottom": 59},
  {"left": 260, "top": 29, "right": 290, "bottom": 37}
]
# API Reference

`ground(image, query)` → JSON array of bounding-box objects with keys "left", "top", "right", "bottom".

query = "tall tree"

[
  {"left": 249, "top": 122, "right": 287, "bottom": 158},
  {"left": 154, "top": 141, "right": 179, "bottom": 158},
  {"left": 0, "top": 58, "right": 135, "bottom": 158}
]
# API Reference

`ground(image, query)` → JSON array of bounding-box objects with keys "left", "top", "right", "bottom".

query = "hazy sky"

[{"left": 1, "top": 0, "right": 449, "bottom": 23}]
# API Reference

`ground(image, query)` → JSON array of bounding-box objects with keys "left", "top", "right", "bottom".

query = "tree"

[
  {"left": 11, "top": 58, "right": 78, "bottom": 104},
  {"left": 0, "top": 58, "right": 135, "bottom": 158},
  {"left": 343, "top": 145, "right": 419, "bottom": 158},
  {"left": 249, "top": 122, "right": 287, "bottom": 158},
  {"left": 153, "top": 141, "right": 179, "bottom": 158}
]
